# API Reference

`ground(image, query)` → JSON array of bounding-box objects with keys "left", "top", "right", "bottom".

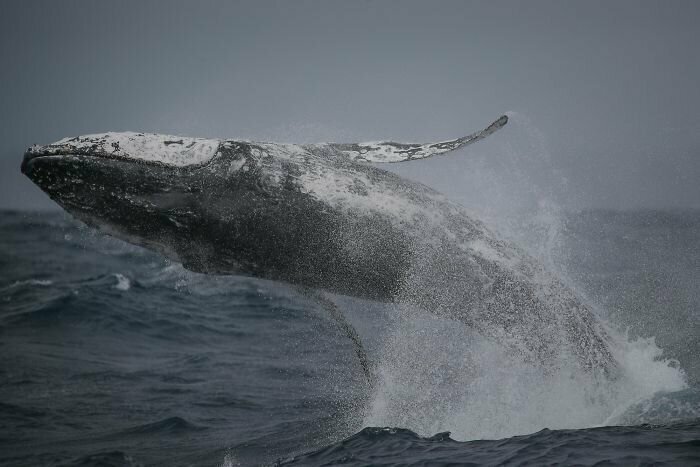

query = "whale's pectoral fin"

[
  {"left": 298, "top": 287, "right": 373, "bottom": 382},
  {"left": 325, "top": 114, "right": 508, "bottom": 163}
]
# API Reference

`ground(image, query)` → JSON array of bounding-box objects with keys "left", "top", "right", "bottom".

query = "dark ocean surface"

[{"left": 1, "top": 209, "right": 699, "bottom": 466}]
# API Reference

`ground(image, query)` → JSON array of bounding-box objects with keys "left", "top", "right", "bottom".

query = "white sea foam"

[
  {"left": 113, "top": 273, "right": 131, "bottom": 291},
  {"left": 219, "top": 453, "right": 242, "bottom": 467},
  {"left": 8, "top": 279, "right": 53, "bottom": 288}
]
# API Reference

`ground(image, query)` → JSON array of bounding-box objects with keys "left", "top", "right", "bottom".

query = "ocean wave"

[{"left": 279, "top": 422, "right": 700, "bottom": 466}]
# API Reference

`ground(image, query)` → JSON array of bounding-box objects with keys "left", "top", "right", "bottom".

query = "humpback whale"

[{"left": 21, "top": 115, "right": 617, "bottom": 377}]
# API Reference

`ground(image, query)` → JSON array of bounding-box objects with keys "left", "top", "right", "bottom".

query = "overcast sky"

[{"left": 2, "top": 0, "right": 699, "bottom": 211}]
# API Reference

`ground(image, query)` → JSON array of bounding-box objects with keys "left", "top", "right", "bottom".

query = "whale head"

[{"left": 21, "top": 132, "right": 236, "bottom": 267}]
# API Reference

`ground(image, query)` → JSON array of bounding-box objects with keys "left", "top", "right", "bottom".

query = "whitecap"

[
  {"left": 7, "top": 279, "right": 53, "bottom": 288},
  {"left": 113, "top": 273, "right": 131, "bottom": 291}
]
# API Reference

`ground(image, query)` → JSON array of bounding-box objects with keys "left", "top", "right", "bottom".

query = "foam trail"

[{"left": 7, "top": 279, "right": 53, "bottom": 288}]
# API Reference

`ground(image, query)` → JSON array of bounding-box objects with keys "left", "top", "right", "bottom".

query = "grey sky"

[{"left": 2, "top": 0, "right": 699, "bottom": 210}]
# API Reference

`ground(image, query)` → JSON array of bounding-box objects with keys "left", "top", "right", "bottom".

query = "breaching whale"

[{"left": 21, "top": 115, "right": 617, "bottom": 377}]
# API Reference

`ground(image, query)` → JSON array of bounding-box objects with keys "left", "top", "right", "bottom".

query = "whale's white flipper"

[{"left": 324, "top": 115, "right": 508, "bottom": 163}]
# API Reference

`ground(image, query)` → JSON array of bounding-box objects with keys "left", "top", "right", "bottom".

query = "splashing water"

[
  {"left": 366, "top": 112, "right": 690, "bottom": 440},
  {"left": 363, "top": 309, "right": 688, "bottom": 440}
]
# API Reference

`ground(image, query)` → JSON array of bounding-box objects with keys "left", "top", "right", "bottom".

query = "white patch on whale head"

[{"left": 44, "top": 132, "right": 221, "bottom": 167}]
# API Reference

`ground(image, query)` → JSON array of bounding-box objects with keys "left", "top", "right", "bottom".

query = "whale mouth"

[
  {"left": 20, "top": 147, "right": 109, "bottom": 181},
  {"left": 21, "top": 146, "right": 134, "bottom": 176},
  {"left": 21, "top": 149, "right": 70, "bottom": 175}
]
